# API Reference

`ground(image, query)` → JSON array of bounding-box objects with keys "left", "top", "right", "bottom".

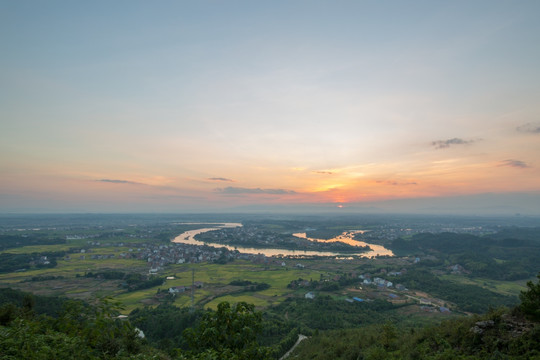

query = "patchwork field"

[
  {"left": 0, "top": 245, "right": 326, "bottom": 314},
  {"left": 440, "top": 274, "right": 529, "bottom": 297}
]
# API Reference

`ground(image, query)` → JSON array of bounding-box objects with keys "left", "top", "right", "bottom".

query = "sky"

[{"left": 1, "top": 1, "right": 540, "bottom": 214}]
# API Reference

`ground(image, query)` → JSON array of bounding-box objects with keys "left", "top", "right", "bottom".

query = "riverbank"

[{"left": 172, "top": 223, "right": 393, "bottom": 258}]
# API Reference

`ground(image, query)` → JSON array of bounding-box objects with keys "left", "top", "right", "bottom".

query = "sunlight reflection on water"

[{"left": 172, "top": 224, "right": 394, "bottom": 258}]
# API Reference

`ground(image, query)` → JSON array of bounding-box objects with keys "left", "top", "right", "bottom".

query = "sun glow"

[{"left": 2, "top": 2, "right": 540, "bottom": 214}]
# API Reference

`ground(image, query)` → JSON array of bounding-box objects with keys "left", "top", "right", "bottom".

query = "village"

[
  {"left": 60, "top": 230, "right": 470, "bottom": 316},
  {"left": 287, "top": 260, "right": 455, "bottom": 315},
  {"left": 64, "top": 240, "right": 273, "bottom": 272}
]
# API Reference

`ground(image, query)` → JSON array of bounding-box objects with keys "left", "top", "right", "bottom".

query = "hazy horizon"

[
  {"left": 2, "top": 1, "right": 540, "bottom": 215},
  {"left": 3, "top": 191, "right": 540, "bottom": 217}
]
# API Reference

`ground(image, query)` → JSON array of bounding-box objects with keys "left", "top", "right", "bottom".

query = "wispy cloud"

[
  {"left": 313, "top": 171, "right": 334, "bottom": 175},
  {"left": 140, "top": 194, "right": 204, "bottom": 201},
  {"left": 499, "top": 159, "right": 530, "bottom": 169},
  {"left": 376, "top": 180, "right": 417, "bottom": 186},
  {"left": 216, "top": 187, "right": 296, "bottom": 195},
  {"left": 431, "top": 138, "right": 477, "bottom": 149},
  {"left": 207, "top": 177, "right": 234, "bottom": 182},
  {"left": 517, "top": 122, "right": 540, "bottom": 134},
  {"left": 97, "top": 179, "right": 142, "bottom": 185}
]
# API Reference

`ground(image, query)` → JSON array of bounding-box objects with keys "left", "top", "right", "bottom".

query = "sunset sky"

[{"left": 1, "top": 1, "right": 540, "bottom": 214}]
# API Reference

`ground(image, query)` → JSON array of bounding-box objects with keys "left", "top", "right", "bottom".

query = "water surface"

[{"left": 172, "top": 223, "right": 393, "bottom": 258}]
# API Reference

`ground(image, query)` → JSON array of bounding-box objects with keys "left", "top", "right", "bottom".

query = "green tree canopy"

[
  {"left": 519, "top": 273, "right": 540, "bottom": 321},
  {"left": 184, "top": 301, "right": 272, "bottom": 360}
]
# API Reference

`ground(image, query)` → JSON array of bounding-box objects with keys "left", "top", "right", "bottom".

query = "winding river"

[{"left": 172, "top": 223, "right": 393, "bottom": 258}]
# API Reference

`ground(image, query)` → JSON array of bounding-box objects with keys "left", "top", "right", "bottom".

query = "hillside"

[
  {"left": 0, "top": 274, "right": 538, "bottom": 359},
  {"left": 290, "top": 274, "right": 540, "bottom": 359}
]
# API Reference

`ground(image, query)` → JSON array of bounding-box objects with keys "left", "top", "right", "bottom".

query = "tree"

[
  {"left": 184, "top": 301, "right": 272, "bottom": 359},
  {"left": 519, "top": 273, "right": 540, "bottom": 321},
  {"left": 380, "top": 321, "right": 397, "bottom": 350},
  {"left": 56, "top": 297, "right": 143, "bottom": 357}
]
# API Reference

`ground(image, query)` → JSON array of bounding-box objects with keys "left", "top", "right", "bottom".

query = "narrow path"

[{"left": 280, "top": 334, "right": 308, "bottom": 360}]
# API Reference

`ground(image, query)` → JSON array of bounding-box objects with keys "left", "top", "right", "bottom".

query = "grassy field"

[
  {"left": 3, "top": 237, "right": 148, "bottom": 255},
  {"left": 1, "top": 235, "right": 531, "bottom": 317},
  {"left": 0, "top": 252, "right": 328, "bottom": 314},
  {"left": 163, "top": 262, "right": 320, "bottom": 289},
  {"left": 156, "top": 261, "right": 322, "bottom": 310},
  {"left": 110, "top": 260, "right": 323, "bottom": 312},
  {"left": 4, "top": 243, "right": 83, "bottom": 254},
  {"left": 440, "top": 274, "right": 529, "bottom": 296}
]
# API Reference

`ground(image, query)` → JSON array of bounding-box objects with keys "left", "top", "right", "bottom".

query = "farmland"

[{"left": 1, "top": 213, "right": 536, "bottom": 316}]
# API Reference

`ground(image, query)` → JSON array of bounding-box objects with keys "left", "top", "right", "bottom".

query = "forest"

[
  {"left": 0, "top": 274, "right": 539, "bottom": 359},
  {"left": 1, "top": 215, "right": 539, "bottom": 359},
  {"left": 390, "top": 229, "right": 540, "bottom": 281},
  {"left": 290, "top": 274, "right": 540, "bottom": 359}
]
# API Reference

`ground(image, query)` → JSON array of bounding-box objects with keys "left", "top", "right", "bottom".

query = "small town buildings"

[{"left": 168, "top": 286, "right": 186, "bottom": 294}]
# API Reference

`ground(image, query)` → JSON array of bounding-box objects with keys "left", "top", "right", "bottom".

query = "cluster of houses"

[
  {"left": 30, "top": 255, "right": 51, "bottom": 266},
  {"left": 143, "top": 243, "right": 226, "bottom": 268},
  {"left": 63, "top": 239, "right": 276, "bottom": 271},
  {"left": 66, "top": 234, "right": 100, "bottom": 240},
  {"left": 421, "top": 304, "right": 452, "bottom": 313},
  {"left": 168, "top": 281, "right": 204, "bottom": 294},
  {"left": 449, "top": 263, "right": 468, "bottom": 274},
  {"left": 359, "top": 272, "right": 407, "bottom": 291},
  {"left": 66, "top": 236, "right": 325, "bottom": 274},
  {"left": 288, "top": 278, "right": 312, "bottom": 289},
  {"left": 142, "top": 243, "right": 275, "bottom": 273},
  {"left": 355, "top": 222, "right": 489, "bottom": 243}
]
